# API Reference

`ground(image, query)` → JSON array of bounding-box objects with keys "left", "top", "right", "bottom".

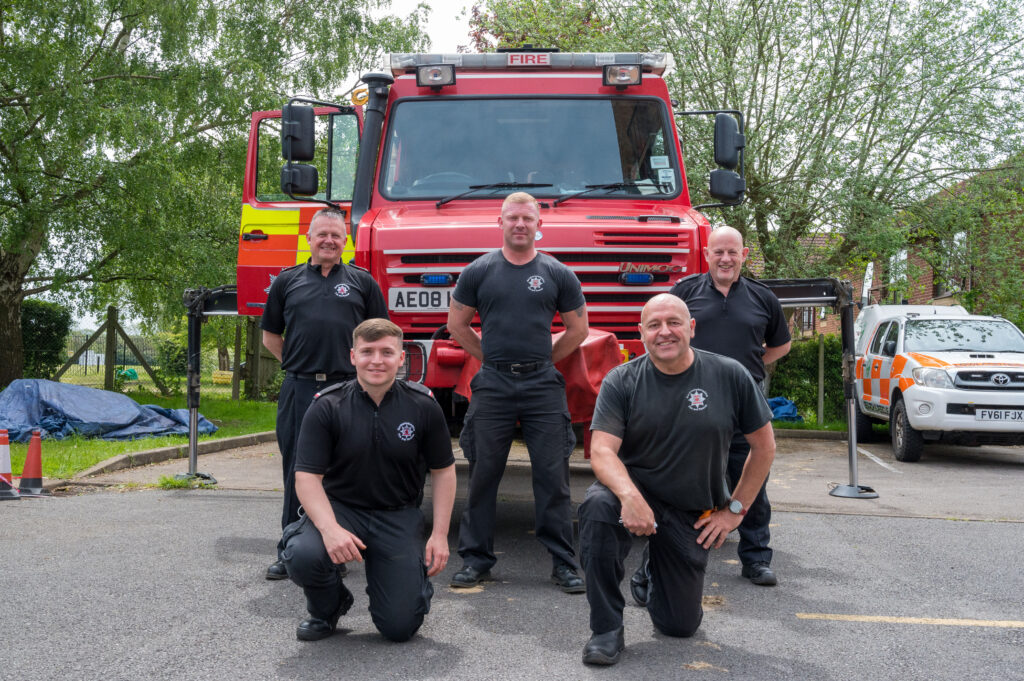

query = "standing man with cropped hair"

[
  {"left": 447, "top": 192, "right": 590, "bottom": 593},
  {"left": 261, "top": 207, "right": 389, "bottom": 581}
]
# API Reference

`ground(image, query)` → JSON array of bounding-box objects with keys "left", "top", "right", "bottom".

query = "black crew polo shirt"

[
  {"left": 591, "top": 351, "right": 772, "bottom": 511},
  {"left": 452, "top": 250, "right": 586, "bottom": 363},
  {"left": 294, "top": 380, "right": 455, "bottom": 510},
  {"left": 260, "top": 259, "right": 388, "bottom": 375},
  {"left": 669, "top": 273, "right": 790, "bottom": 382}
]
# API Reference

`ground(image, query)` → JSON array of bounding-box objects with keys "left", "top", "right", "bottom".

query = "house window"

[
  {"left": 935, "top": 231, "right": 968, "bottom": 297},
  {"left": 798, "top": 307, "right": 815, "bottom": 334},
  {"left": 887, "top": 249, "right": 908, "bottom": 303}
]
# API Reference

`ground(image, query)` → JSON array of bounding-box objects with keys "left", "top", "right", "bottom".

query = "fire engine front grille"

[
  {"left": 401, "top": 254, "right": 479, "bottom": 264},
  {"left": 595, "top": 230, "right": 684, "bottom": 247},
  {"left": 585, "top": 293, "right": 658, "bottom": 303},
  {"left": 551, "top": 252, "right": 674, "bottom": 264},
  {"left": 577, "top": 273, "right": 671, "bottom": 283}
]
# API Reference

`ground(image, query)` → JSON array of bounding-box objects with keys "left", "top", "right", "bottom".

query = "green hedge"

[
  {"left": 21, "top": 299, "right": 73, "bottom": 379},
  {"left": 769, "top": 334, "right": 845, "bottom": 423}
]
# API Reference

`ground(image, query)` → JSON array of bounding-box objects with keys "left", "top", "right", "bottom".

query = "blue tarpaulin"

[
  {"left": 0, "top": 379, "right": 217, "bottom": 443},
  {"left": 767, "top": 396, "right": 803, "bottom": 423}
]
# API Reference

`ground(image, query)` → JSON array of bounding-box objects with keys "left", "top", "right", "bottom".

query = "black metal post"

[
  {"left": 177, "top": 288, "right": 219, "bottom": 485},
  {"left": 830, "top": 295, "right": 878, "bottom": 499}
]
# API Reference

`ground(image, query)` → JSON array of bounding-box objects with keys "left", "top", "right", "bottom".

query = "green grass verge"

[
  {"left": 773, "top": 420, "right": 849, "bottom": 431},
  {"left": 774, "top": 420, "right": 890, "bottom": 435},
  {"left": 7, "top": 393, "right": 276, "bottom": 479}
]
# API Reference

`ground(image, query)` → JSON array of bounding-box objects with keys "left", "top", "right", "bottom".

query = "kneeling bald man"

[{"left": 578, "top": 294, "right": 775, "bottom": 665}]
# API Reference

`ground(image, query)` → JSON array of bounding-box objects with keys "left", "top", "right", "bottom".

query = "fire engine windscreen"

[{"left": 378, "top": 98, "right": 680, "bottom": 200}]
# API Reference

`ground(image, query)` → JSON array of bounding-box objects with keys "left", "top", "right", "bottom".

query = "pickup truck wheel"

[
  {"left": 891, "top": 398, "right": 924, "bottom": 462},
  {"left": 854, "top": 409, "right": 875, "bottom": 443}
]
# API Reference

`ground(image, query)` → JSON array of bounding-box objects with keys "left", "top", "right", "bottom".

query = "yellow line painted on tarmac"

[{"left": 796, "top": 613, "right": 1024, "bottom": 628}]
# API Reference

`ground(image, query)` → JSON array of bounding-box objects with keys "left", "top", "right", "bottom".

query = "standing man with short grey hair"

[{"left": 261, "top": 207, "right": 389, "bottom": 581}]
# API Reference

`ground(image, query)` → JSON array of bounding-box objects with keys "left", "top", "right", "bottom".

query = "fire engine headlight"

[
  {"left": 912, "top": 367, "right": 954, "bottom": 389},
  {"left": 416, "top": 64, "right": 456, "bottom": 89},
  {"left": 603, "top": 64, "right": 641, "bottom": 88}
]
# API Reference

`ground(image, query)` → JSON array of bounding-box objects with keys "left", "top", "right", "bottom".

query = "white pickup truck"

[{"left": 853, "top": 305, "right": 1024, "bottom": 461}]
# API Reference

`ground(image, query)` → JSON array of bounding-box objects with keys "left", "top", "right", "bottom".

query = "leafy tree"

[
  {"left": 467, "top": 0, "right": 1024, "bottom": 278},
  {"left": 466, "top": 0, "right": 612, "bottom": 51},
  {"left": 906, "top": 155, "right": 1024, "bottom": 327},
  {"left": 771, "top": 334, "right": 845, "bottom": 423},
  {"left": 19, "top": 298, "right": 73, "bottom": 380},
  {"left": 0, "top": 0, "right": 428, "bottom": 385}
]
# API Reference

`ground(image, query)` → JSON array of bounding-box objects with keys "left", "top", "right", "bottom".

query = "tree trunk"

[
  {"left": 217, "top": 345, "right": 230, "bottom": 371},
  {"left": 0, "top": 286, "right": 24, "bottom": 387}
]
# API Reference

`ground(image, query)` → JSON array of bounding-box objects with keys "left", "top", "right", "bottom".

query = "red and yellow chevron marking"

[{"left": 239, "top": 204, "right": 355, "bottom": 266}]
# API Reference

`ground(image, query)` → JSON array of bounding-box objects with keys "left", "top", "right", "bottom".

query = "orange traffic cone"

[
  {"left": 0, "top": 430, "right": 20, "bottom": 500},
  {"left": 17, "top": 430, "right": 51, "bottom": 497}
]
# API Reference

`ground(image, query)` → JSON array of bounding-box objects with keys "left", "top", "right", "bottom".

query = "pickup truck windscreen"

[
  {"left": 379, "top": 98, "right": 680, "bottom": 200},
  {"left": 904, "top": 319, "right": 1024, "bottom": 353}
]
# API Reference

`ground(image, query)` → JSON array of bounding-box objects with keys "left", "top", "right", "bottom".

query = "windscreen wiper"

[
  {"left": 436, "top": 182, "right": 553, "bottom": 208},
  {"left": 553, "top": 181, "right": 670, "bottom": 207}
]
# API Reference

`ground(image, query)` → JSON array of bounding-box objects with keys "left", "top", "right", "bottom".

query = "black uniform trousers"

[
  {"left": 456, "top": 365, "right": 578, "bottom": 572},
  {"left": 579, "top": 482, "right": 709, "bottom": 636},
  {"left": 281, "top": 502, "right": 434, "bottom": 642},
  {"left": 275, "top": 375, "right": 351, "bottom": 559},
  {"left": 727, "top": 431, "right": 773, "bottom": 566}
]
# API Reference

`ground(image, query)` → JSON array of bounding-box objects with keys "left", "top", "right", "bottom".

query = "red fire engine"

[{"left": 229, "top": 49, "right": 746, "bottom": 425}]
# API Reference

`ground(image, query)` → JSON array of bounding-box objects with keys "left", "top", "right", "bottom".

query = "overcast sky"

[{"left": 390, "top": 0, "right": 474, "bottom": 53}]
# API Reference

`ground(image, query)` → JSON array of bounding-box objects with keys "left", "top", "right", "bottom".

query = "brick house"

[{"left": 741, "top": 155, "right": 1024, "bottom": 338}]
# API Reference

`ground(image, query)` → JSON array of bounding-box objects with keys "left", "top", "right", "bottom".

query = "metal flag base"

[{"left": 830, "top": 484, "right": 878, "bottom": 499}]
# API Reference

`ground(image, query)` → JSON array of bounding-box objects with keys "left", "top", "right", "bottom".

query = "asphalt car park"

[{"left": 2, "top": 435, "right": 1021, "bottom": 680}]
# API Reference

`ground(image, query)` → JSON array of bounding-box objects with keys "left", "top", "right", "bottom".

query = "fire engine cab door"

[{"left": 238, "top": 109, "right": 361, "bottom": 314}]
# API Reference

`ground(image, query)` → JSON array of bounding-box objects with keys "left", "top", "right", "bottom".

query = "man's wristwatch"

[{"left": 727, "top": 499, "right": 747, "bottom": 516}]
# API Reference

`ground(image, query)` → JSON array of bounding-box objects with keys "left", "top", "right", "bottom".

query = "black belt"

[
  {"left": 485, "top": 361, "right": 550, "bottom": 376},
  {"left": 286, "top": 372, "right": 353, "bottom": 382}
]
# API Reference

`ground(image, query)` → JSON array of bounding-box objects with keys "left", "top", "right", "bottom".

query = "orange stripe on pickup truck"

[
  {"left": 907, "top": 353, "right": 950, "bottom": 368},
  {"left": 892, "top": 355, "right": 908, "bottom": 376}
]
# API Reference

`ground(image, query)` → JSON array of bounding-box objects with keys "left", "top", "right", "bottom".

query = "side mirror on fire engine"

[
  {"left": 707, "top": 113, "right": 745, "bottom": 203},
  {"left": 713, "top": 112, "right": 744, "bottom": 170},
  {"left": 709, "top": 169, "right": 745, "bottom": 202},
  {"left": 281, "top": 104, "right": 316, "bottom": 162},
  {"left": 281, "top": 164, "right": 318, "bottom": 196}
]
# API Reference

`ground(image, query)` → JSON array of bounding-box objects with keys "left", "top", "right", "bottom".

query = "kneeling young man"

[
  {"left": 578, "top": 294, "right": 775, "bottom": 665},
  {"left": 282, "top": 319, "right": 456, "bottom": 642}
]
